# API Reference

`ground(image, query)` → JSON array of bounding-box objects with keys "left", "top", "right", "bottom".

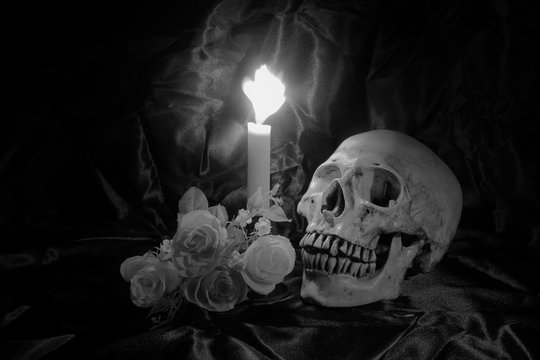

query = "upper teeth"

[
  {"left": 300, "top": 233, "right": 377, "bottom": 277},
  {"left": 300, "top": 233, "right": 375, "bottom": 262}
]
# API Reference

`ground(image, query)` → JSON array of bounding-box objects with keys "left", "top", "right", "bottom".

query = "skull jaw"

[
  {"left": 300, "top": 234, "right": 423, "bottom": 307},
  {"left": 301, "top": 270, "right": 399, "bottom": 307}
]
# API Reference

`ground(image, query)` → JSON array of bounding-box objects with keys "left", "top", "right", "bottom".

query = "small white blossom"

[
  {"left": 227, "top": 250, "right": 244, "bottom": 271},
  {"left": 235, "top": 209, "right": 252, "bottom": 228},
  {"left": 254, "top": 217, "right": 271, "bottom": 236},
  {"left": 159, "top": 239, "right": 173, "bottom": 260}
]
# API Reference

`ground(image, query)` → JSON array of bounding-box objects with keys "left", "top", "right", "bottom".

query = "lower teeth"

[{"left": 302, "top": 250, "right": 375, "bottom": 277}]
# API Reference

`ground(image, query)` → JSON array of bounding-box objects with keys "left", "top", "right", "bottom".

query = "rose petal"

[
  {"left": 120, "top": 253, "right": 155, "bottom": 281},
  {"left": 241, "top": 271, "right": 276, "bottom": 295},
  {"left": 184, "top": 276, "right": 202, "bottom": 305},
  {"left": 160, "top": 261, "right": 183, "bottom": 292},
  {"left": 180, "top": 210, "right": 216, "bottom": 229}
]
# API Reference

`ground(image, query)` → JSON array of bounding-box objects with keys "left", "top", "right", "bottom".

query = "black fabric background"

[{"left": 2, "top": 0, "right": 540, "bottom": 359}]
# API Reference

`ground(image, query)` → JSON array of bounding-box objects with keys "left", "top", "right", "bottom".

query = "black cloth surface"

[{"left": 2, "top": 0, "right": 540, "bottom": 359}]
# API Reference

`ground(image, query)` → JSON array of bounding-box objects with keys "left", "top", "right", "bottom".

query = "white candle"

[
  {"left": 247, "top": 122, "right": 271, "bottom": 203},
  {"left": 242, "top": 65, "right": 286, "bottom": 204}
]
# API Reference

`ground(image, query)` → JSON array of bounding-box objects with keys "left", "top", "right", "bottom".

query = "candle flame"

[{"left": 242, "top": 65, "right": 286, "bottom": 124}]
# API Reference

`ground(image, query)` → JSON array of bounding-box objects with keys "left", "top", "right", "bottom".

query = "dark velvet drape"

[{"left": 2, "top": 0, "right": 540, "bottom": 359}]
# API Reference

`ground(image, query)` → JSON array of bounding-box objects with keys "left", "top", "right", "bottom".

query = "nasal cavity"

[{"left": 321, "top": 181, "right": 345, "bottom": 217}]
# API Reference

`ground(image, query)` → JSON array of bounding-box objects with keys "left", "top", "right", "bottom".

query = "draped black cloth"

[{"left": 2, "top": 0, "right": 540, "bottom": 359}]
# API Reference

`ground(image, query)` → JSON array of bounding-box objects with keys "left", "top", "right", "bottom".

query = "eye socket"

[
  {"left": 364, "top": 168, "right": 401, "bottom": 207},
  {"left": 314, "top": 164, "right": 341, "bottom": 180}
]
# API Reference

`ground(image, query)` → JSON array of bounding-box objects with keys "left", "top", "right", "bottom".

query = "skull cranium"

[{"left": 297, "top": 130, "right": 462, "bottom": 307}]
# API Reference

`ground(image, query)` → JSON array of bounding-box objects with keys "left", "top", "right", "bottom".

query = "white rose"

[
  {"left": 184, "top": 266, "right": 247, "bottom": 312},
  {"left": 171, "top": 210, "right": 227, "bottom": 277},
  {"left": 120, "top": 253, "right": 181, "bottom": 308},
  {"left": 241, "top": 235, "right": 295, "bottom": 295}
]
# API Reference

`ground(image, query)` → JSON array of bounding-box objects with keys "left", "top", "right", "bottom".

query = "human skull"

[{"left": 297, "top": 130, "right": 462, "bottom": 307}]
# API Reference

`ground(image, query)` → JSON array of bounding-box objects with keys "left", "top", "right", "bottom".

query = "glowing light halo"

[{"left": 242, "top": 65, "right": 286, "bottom": 124}]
